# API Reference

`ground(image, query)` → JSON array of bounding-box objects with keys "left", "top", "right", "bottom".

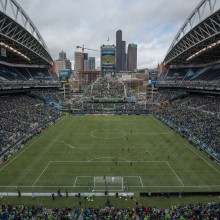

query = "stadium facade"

[
  {"left": 0, "top": 0, "right": 220, "bottom": 209},
  {"left": 156, "top": 0, "right": 220, "bottom": 163}
]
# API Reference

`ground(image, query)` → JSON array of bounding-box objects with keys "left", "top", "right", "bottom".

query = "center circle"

[{"left": 91, "top": 129, "right": 126, "bottom": 139}]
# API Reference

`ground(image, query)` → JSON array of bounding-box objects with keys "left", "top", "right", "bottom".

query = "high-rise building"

[
  {"left": 84, "top": 60, "right": 90, "bottom": 71},
  {"left": 89, "top": 57, "right": 95, "bottom": 70},
  {"left": 54, "top": 50, "right": 72, "bottom": 75},
  {"left": 59, "top": 50, "right": 66, "bottom": 60},
  {"left": 116, "top": 30, "right": 127, "bottom": 72},
  {"left": 122, "top": 41, "right": 126, "bottom": 71},
  {"left": 54, "top": 59, "right": 72, "bottom": 74},
  {"left": 65, "top": 59, "right": 72, "bottom": 70},
  {"left": 74, "top": 51, "right": 82, "bottom": 72},
  {"left": 83, "top": 53, "right": 88, "bottom": 61},
  {"left": 54, "top": 60, "right": 66, "bottom": 74},
  {"left": 116, "top": 30, "right": 122, "bottom": 73},
  {"left": 127, "top": 44, "right": 137, "bottom": 72}
]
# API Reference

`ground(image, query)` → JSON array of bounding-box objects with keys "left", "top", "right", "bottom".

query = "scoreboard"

[
  {"left": 149, "top": 72, "right": 158, "bottom": 84},
  {"left": 101, "top": 45, "right": 116, "bottom": 76}
]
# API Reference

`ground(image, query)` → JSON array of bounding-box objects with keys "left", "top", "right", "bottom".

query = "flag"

[{"left": 107, "top": 37, "right": 109, "bottom": 42}]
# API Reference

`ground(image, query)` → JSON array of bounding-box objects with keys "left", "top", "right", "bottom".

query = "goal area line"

[{"left": 88, "top": 176, "right": 141, "bottom": 192}]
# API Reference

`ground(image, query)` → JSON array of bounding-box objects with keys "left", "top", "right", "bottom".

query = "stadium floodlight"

[
  {"left": 0, "top": 42, "right": 30, "bottom": 61},
  {"left": 186, "top": 40, "right": 220, "bottom": 61}
]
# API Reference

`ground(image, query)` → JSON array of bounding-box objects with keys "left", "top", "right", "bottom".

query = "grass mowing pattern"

[{"left": 0, "top": 115, "right": 220, "bottom": 194}]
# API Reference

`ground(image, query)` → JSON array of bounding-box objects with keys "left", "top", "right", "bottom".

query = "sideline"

[
  {"left": 0, "top": 117, "right": 66, "bottom": 172},
  {"left": 151, "top": 115, "right": 220, "bottom": 174}
]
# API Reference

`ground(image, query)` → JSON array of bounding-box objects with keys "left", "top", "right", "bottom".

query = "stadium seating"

[
  {"left": 146, "top": 89, "right": 186, "bottom": 104},
  {"left": 0, "top": 202, "right": 219, "bottom": 219},
  {"left": 73, "top": 76, "right": 146, "bottom": 114},
  {"left": 161, "top": 64, "right": 220, "bottom": 82},
  {"left": 0, "top": 94, "right": 62, "bottom": 157},
  {"left": 153, "top": 94, "right": 220, "bottom": 159},
  {"left": 32, "top": 90, "right": 65, "bottom": 103},
  {"left": 0, "top": 63, "right": 56, "bottom": 81}
]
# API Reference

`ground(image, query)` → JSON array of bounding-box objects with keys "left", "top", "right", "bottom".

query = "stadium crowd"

[
  {"left": 0, "top": 201, "right": 220, "bottom": 219},
  {"left": 146, "top": 90, "right": 186, "bottom": 103},
  {"left": 74, "top": 76, "right": 146, "bottom": 114},
  {"left": 90, "top": 77, "right": 125, "bottom": 100},
  {"left": 0, "top": 81, "right": 60, "bottom": 90},
  {"left": 32, "top": 90, "right": 65, "bottom": 103},
  {"left": 0, "top": 95, "right": 62, "bottom": 156},
  {"left": 77, "top": 102, "right": 146, "bottom": 114},
  {"left": 154, "top": 94, "right": 220, "bottom": 157}
]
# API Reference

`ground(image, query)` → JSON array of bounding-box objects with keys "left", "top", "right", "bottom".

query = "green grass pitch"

[{"left": 0, "top": 114, "right": 220, "bottom": 195}]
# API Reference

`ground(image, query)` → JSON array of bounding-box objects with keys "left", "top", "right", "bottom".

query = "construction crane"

[{"left": 76, "top": 45, "right": 100, "bottom": 71}]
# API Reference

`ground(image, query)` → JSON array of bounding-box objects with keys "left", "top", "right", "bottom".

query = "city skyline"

[{"left": 17, "top": 0, "right": 201, "bottom": 68}]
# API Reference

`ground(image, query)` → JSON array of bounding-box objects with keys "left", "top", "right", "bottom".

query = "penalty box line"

[
  {"left": 32, "top": 161, "right": 166, "bottom": 187},
  {"left": 32, "top": 162, "right": 51, "bottom": 187},
  {"left": 75, "top": 176, "right": 143, "bottom": 188},
  {"left": 2, "top": 184, "right": 220, "bottom": 188},
  {"left": 32, "top": 161, "right": 183, "bottom": 187}
]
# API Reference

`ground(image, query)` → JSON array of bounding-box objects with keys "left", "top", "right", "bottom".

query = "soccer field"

[{"left": 0, "top": 114, "right": 220, "bottom": 195}]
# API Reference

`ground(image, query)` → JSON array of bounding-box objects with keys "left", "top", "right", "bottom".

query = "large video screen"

[
  {"left": 149, "top": 72, "right": 158, "bottom": 84},
  {"left": 59, "top": 70, "right": 70, "bottom": 82},
  {"left": 101, "top": 49, "right": 115, "bottom": 66}
]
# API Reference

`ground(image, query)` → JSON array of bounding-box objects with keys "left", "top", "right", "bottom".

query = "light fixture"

[{"left": 0, "top": 42, "right": 30, "bottom": 61}]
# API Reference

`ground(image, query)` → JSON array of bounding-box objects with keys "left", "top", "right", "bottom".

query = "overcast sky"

[{"left": 16, "top": 0, "right": 200, "bottom": 69}]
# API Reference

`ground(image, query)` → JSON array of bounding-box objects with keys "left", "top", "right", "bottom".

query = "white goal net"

[{"left": 93, "top": 176, "right": 124, "bottom": 191}]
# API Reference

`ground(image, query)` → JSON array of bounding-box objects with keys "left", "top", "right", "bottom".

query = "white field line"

[
  {"left": 59, "top": 132, "right": 170, "bottom": 135},
  {"left": 0, "top": 132, "right": 50, "bottom": 172},
  {"left": 139, "top": 176, "right": 144, "bottom": 187},
  {"left": 1, "top": 184, "right": 220, "bottom": 188},
  {"left": 48, "top": 160, "right": 168, "bottom": 163},
  {"left": 83, "top": 116, "right": 148, "bottom": 121},
  {"left": 166, "top": 162, "right": 184, "bottom": 186},
  {"left": 0, "top": 117, "right": 65, "bottom": 172},
  {"left": 32, "top": 162, "right": 51, "bottom": 187},
  {"left": 92, "top": 132, "right": 169, "bottom": 135},
  {"left": 73, "top": 177, "right": 77, "bottom": 187},
  {"left": 76, "top": 176, "right": 141, "bottom": 178},
  {"left": 51, "top": 139, "right": 74, "bottom": 149},
  {"left": 151, "top": 116, "right": 220, "bottom": 175},
  {"left": 131, "top": 133, "right": 170, "bottom": 135}
]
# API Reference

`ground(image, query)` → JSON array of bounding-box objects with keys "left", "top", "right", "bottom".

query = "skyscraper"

[
  {"left": 74, "top": 51, "right": 82, "bottom": 72},
  {"left": 127, "top": 44, "right": 137, "bottom": 72},
  {"left": 116, "top": 30, "right": 122, "bottom": 73},
  {"left": 122, "top": 40, "right": 126, "bottom": 71},
  {"left": 89, "top": 57, "right": 95, "bottom": 70},
  {"left": 54, "top": 50, "right": 72, "bottom": 75},
  {"left": 84, "top": 60, "right": 90, "bottom": 71},
  {"left": 83, "top": 53, "right": 88, "bottom": 61},
  {"left": 59, "top": 50, "right": 66, "bottom": 60},
  {"left": 116, "top": 30, "right": 127, "bottom": 73}
]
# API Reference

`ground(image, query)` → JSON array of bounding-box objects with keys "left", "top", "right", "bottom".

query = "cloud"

[{"left": 16, "top": 0, "right": 200, "bottom": 68}]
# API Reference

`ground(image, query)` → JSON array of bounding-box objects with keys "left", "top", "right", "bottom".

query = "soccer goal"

[{"left": 93, "top": 176, "right": 124, "bottom": 192}]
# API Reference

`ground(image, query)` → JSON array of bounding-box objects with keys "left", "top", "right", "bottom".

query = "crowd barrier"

[
  {"left": 0, "top": 192, "right": 134, "bottom": 198},
  {"left": 140, "top": 191, "right": 220, "bottom": 197}
]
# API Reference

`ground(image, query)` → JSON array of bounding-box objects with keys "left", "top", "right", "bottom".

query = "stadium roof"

[
  {"left": 0, "top": 0, "right": 53, "bottom": 65},
  {"left": 164, "top": 0, "right": 220, "bottom": 66}
]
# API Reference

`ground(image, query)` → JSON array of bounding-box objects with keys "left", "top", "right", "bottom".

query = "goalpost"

[{"left": 93, "top": 176, "right": 124, "bottom": 192}]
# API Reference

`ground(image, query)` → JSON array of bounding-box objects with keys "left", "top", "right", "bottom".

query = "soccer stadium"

[{"left": 0, "top": 0, "right": 220, "bottom": 219}]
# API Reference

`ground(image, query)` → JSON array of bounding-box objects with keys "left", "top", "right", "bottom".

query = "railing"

[{"left": 0, "top": 80, "right": 61, "bottom": 90}]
